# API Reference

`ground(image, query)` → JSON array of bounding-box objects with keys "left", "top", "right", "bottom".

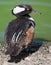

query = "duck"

[{"left": 5, "top": 4, "right": 41, "bottom": 56}]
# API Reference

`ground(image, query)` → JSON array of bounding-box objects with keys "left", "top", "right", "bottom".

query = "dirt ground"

[{"left": 0, "top": 41, "right": 51, "bottom": 65}]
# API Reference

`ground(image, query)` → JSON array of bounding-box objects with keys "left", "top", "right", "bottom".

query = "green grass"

[{"left": 0, "top": 0, "right": 51, "bottom": 42}]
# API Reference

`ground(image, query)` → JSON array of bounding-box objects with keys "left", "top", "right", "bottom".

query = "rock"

[
  {"left": 48, "top": 46, "right": 51, "bottom": 53},
  {"left": 0, "top": 42, "right": 51, "bottom": 65}
]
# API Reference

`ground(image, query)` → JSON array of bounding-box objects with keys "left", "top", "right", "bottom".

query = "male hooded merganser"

[{"left": 5, "top": 4, "right": 41, "bottom": 56}]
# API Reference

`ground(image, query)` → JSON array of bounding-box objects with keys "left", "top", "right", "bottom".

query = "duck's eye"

[{"left": 27, "top": 8, "right": 29, "bottom": 10}]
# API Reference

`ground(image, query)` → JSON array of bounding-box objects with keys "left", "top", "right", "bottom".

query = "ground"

[{"left": 0, "top": 41, "right": 51, "bottom": 65}]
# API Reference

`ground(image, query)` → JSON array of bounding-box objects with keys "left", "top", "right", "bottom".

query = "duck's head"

[{"left": 12, "top": 4, "right": 41, "bottom": 17}]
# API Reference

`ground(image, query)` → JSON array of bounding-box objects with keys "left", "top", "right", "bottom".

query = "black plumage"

[{"left": 4, "top": 4, "right": 36, "bottom": 56}]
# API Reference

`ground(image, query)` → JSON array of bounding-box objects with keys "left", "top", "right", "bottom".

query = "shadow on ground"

[{"left": 8, "top": 38, "right": 50, "bottom": 63}]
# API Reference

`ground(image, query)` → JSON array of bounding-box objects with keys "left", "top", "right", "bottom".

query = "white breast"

[
  {"left": 28, "top": 17, "right": 35, "bottom": 26},
  {"left": 28, "top": 17, "right": 34, "bottom": 21}
]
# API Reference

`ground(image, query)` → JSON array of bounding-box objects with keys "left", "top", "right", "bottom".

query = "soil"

[{"left": 0, "top": 41, "right": 51, "bottom": 65}]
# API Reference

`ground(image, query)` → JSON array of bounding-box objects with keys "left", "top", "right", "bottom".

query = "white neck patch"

[
  {"left": 28, "top": 17, "right": 34, "bottom": 21},
  {"left": 13, "top": 6, "right": 25, "bottom": 14},
  {"left": 28, "top": 17, "right": 35, "bottom": 26}
]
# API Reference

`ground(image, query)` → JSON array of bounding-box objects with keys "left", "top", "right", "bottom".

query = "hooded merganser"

[{"left": 5, "top": 4, "right": 41, "bottom": 56}]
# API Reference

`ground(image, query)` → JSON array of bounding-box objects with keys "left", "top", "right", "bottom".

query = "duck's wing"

[
  {"left": 4, "top": 18, "right": 21, "bottom": 45},
  {"left": 5, "top": 19, "right": 35, "bottom": 56},
  {"left": 10, "top": 24, "right": 34, "bottom": 56},
  {"left": 11, "top": 20, "right": 35, "bottom": 46}
]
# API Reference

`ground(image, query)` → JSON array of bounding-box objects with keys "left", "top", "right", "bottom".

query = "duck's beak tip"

[{"left": 32, "top": 10, "right": 42, "bottom": 15}]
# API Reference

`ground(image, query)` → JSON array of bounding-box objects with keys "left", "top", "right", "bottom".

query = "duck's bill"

[{"left": 32, "top": 10, "right": 42, "bottom": 15}]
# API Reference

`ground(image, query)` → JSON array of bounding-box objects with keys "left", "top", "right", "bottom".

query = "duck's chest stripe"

[
  {"left": 16, "top": 30, "right": 22, "bottom": 42},
  {"left": 11, "top": 30, "right": 22, "bottom": 43},
  {"left": 28, "top": 17, "right": 34, "bottom": 21},
  {"left": 11, "top": 32, "right": 16, "bottom": 43},
  {"left": 28, "top": 17, "right": 35, "bottom": 27}
]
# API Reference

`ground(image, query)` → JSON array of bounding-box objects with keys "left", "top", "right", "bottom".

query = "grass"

[{"left": 0, "top": 0, "right": 51, "bottom": 43}]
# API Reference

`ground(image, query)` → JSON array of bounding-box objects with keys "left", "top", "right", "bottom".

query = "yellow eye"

[{"left": 27, "top": 8, "right": 29, "bottom": 10}]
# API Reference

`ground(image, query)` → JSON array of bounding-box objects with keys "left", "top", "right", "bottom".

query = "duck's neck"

[
  {"left": 17, "top": 14, "right": 34, "bottom": 22},
  {"left": 17, "top": 14, "right": 31, "bottom": 19},
  {"left": 23, "top": 14, "right": 30, "bottom": 17}
]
